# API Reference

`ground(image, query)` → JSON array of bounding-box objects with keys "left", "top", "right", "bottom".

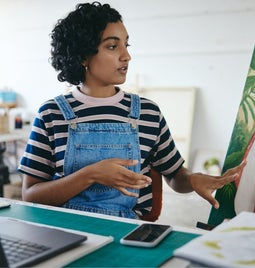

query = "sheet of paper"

[{"left": 174, "top": 212, "right": 255, "bottom": 268}]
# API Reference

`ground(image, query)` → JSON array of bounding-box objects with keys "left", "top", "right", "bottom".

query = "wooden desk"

[{"left": 0, "top": 198, "right": 205, "bottom": 267}]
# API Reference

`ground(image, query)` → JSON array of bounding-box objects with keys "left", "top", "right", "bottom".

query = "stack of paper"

[{"left": 174, "top": 212, "right": 255, "bottom": 268}]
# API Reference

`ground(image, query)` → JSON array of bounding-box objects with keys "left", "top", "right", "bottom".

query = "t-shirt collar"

[{"left": 72, "top": 87, "right": 124, "bottom": 106}]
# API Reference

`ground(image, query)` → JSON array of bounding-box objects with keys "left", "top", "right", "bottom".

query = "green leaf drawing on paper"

[
  {"left": 235, "top": 259, "right": 255, "bottom": 266},
  {"left": 212, "top": 252, "right": 224, "bottom": 259},
  {"left": 240, "top": 75, "right": 255, "bottom": 126},
  {"left": 203, "top": 240, "right": 221, "bottom": 250},
  {"left": 220, "top": 226, "right": 255, "bottom": 232}
]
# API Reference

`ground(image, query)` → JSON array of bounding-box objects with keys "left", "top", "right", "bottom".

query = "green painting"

[{"left": 208, "top": 47, "right": 255, "bottom": 226}]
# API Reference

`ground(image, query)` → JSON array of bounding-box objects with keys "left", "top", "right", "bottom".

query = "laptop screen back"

[{"left": 0, "top": 217, "right": 87, "bottom": 268}]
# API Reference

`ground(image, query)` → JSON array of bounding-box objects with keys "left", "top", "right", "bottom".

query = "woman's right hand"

[{"left": 87, "top": 158, "right": 152, "bottom": 197}]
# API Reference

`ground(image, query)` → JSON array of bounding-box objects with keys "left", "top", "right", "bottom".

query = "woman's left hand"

[{"left": 189, "top": 160, "right": 247, "bottom": 209}]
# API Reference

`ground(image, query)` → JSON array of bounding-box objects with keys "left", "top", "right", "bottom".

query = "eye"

[
  {"left": 108, "top": 44, "right": 117, "bottom": 50},
  {"left": 126, "top": 43, "right": 131, "bottom": 48}
]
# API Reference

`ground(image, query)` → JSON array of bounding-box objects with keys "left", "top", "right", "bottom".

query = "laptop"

[{"left": 0, "top": 216, "right": 87, "bottom": 268}]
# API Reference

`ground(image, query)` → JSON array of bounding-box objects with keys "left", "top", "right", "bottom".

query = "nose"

[{"left": 120, "top": 47, "right": 131, "bottom": 62}]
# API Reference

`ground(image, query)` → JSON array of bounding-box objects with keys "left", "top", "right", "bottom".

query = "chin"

[{"left": 114, "top": 80, "right": 126, "bottom": 85}]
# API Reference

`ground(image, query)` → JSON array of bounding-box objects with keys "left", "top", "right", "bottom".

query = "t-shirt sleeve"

[
  {"left": 151, "top": 111, "right": 185, "bottom": 178},
  {"left": 18, "top": 105, "right": 56, "bottom": 180}
]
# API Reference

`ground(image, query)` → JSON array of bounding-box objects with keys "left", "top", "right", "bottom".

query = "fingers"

[
  {"left": 192, "top": 161, "right": 247, "bottom": 210},
  {"left": 95, "top": 158, "right": 152, "bottom": 191},
  {"left": 112, "top": 158, "right": 139, "bottom": 167},
  {"left": 105, "top": 158, "right": 152, "bottom": 184},
  {"left": 206, "top": 173, "right": 239, "bottom": 209},
  {"left": 217, "top": 174, "right": 238, "bottom": 188},
  {"left": 199, "top": 188, "right": 220, "bottom": 209},
  {"left": 116, "top": 175, "right": 151, "bottom": 191},
  {"left": 223, "top": 160, "right": 247, "bottom": 176},
  {"left": 210, "top": 161, "right": 247, "bottom": 209},
  {"left": 111, "top": 159, "right": 151, "bottom": 195},
  {"left": 211, "top": 197, "right": 220, "bottom": 209},
  {"left": 216, "top": 165, "right": 243, "bottom": 189},
  {"left": 117, "top": 187, "right": 139, "bottom": 197},
  {"left": 123, "top": 172, "right": 152, "bottom": 187},
  {"left": 112, "top": 159, "right": 152, "bottom": 187}
]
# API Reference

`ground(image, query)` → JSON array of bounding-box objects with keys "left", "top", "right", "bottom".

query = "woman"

[{"left": 19, "top": 2, "right": 245, "bottom": 219}]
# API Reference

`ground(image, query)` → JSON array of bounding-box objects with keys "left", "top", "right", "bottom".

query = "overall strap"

[
  {"left": 54, "top": 95, "right": 77, "bottom": 121},
  {"left": 129, "top": 93, "right": 140, "bottom": 120}
]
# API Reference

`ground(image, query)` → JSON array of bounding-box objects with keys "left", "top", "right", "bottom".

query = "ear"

[{"left": 82, "top": 60, "right": 87, "bottom": 67}]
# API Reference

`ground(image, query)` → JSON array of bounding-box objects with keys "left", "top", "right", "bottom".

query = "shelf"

[{"left": 0, "top": 103, "right": 17, "bottom": 109}]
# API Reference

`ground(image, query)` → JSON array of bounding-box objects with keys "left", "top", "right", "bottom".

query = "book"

[{"left": 174, "top": 212, "right": 255, "bottom": 268}]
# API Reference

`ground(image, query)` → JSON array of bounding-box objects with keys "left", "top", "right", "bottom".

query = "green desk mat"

[{"left": 0, "top": 203, "right": 199, "bottom": 267}]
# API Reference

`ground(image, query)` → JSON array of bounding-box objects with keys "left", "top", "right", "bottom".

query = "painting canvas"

[{"left": 208, "top": 47, "right": 255, "bottom": 226}]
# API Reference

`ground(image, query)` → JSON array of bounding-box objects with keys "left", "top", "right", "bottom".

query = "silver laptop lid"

[{"left": 0, "top": 217, "right": 87, "bottom": 268}]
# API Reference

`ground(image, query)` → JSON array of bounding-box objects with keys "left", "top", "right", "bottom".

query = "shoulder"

[
  {"left": 123, "top": 92, "right": 161, "bottom": 112},
  {"left": 37, "top": 91, "right": 76, "bottom": 113},
  {"left": 140, "top": 96, "right": 161, "bottom": 112}
]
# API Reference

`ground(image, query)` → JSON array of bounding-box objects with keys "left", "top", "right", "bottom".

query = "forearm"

[
  {"left": 165, "top": 166, "right": 194, "bottom": 193},
  {"left": 22, "top": 166, "right": 95, "bottom": 206}
]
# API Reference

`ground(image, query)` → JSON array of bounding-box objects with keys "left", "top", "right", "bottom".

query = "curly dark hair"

[{"left": 50, "top": 2, "right": 122, "bottom": 85}]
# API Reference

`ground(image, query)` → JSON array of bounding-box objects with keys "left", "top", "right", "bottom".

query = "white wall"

[{"left": 1, "top": 0, "right": 255, "bottom": 169}]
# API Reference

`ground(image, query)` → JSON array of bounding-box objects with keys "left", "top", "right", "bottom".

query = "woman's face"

[{"left": 85, "top": 21, "right": 131, "bottom": 89}]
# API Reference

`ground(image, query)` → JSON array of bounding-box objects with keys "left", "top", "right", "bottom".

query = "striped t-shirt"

[{"left": 18, "top": 88, "right": 184, "bottom": 216}]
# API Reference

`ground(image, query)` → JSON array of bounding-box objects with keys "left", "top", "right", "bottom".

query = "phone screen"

[{"left": 123, "top": 224, "right": 171, "bottom": 242}]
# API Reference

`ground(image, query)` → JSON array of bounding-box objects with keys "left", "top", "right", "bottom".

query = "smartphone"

[{"left": 120, "top": 223, "right": 172, "bottom": 247}]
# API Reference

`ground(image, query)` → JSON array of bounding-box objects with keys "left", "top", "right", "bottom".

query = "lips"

[{"left": 118, "top": 65, "right": 128, "bottom": 74}]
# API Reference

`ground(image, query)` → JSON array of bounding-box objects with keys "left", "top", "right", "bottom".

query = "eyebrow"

[{"left": 101, "top": 35, "right": 129, "bottom": 43}]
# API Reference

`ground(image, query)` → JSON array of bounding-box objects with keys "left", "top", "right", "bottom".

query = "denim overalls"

[{"left": 54, "top": 93, "right": 141, "bottom": 218}]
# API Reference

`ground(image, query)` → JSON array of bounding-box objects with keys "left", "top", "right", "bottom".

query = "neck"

[{"left": 80, "top": 85, "right": 117, "bottom": 98}]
